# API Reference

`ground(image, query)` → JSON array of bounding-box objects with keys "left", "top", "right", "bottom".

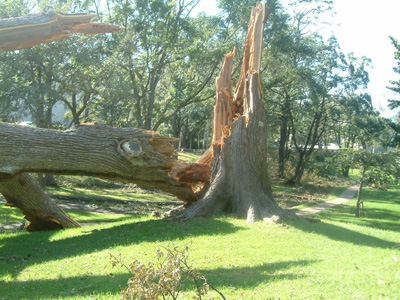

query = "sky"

[
  {"left": 192, "top": 0, "right": 400, "bottom": 118},
  {"left": 332, "top": 0, "right": 400, "bottom": 118}
]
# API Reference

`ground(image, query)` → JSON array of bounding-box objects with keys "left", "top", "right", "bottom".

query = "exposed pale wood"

[
  {"left": 212, "top": 49, "right": 236, "bottom": 144},
  {"left": 233, "top": 2, "right": 267, "bottom": 108},
  {"left": 197, "top": 147, "right": 213, "bottom": 166},
  {"left": 169, "top": 162, "right": 210, "bottom": 184},
  {"left": 0, "top": 11, "right": 122, "bottom": 51}
]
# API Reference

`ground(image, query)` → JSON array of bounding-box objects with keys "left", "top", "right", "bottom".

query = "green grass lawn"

[
  {"left": 176, "top": 150, "right": 203, "bottom": 162},
  {"left": 1, "top": 186, "right": 399, "bottom": 299},
  {"left": 45, "top": 186, "right": 177, "bottom": 202}
]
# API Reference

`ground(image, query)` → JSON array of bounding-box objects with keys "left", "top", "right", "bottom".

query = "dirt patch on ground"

[
  {"left": 53, "top": 197, "right": 181, "bottom": 215},
  {"left": 273, "top": 178, "right": 351, "bottom": 209}
]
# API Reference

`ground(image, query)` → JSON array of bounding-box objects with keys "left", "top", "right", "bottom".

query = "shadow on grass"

[
  {"left": 202, "top": 259, "right": 316, "bottom": 287},
  {"left": 0, "top": 218, "right": 243, "bottom": 279},
  {"left": 0, "top": 259, "right": 316, "bottom": 299},
  {"left": 324, "top": 207, "right": 400, "bottom": 232},
  {"left": 313, "top": 195, "right": 400, "bottom": 232},
  {"left": 363, "top": 187, "right": 400, "bottom": 205},
  {"left": 289, "top": 208, "right": 398, "bottom": 249},
  {"left": 66, "top": 210, "right": 134, "bottom": 224}
]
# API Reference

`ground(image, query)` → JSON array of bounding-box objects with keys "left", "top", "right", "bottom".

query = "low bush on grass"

[{"left": 110, "top": 243, "right": 225, "bottom": 300}]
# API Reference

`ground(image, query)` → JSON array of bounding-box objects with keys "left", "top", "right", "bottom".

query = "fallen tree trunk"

[
  {"left": 0, "top": 173, "right": 80, "bottom": 231},
  {"left": 0, "top": 11, "right": 128, "bottom": 231},
  {"left": 0, "top": 123, "right": 210, "bottom": 230},
  {"left": 0, "top": 123, "right": 209, "bottom": 201}
]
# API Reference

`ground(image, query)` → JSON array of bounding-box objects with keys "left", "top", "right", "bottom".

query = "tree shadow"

[
  {"left": 0, "top": 259, "right": 317, "bottom": 299},
  {"left": 288, "top": 218, "right": 398, "bottom": 249},
  {"left": 0, "top": 218, "right": 243, "bottom": 278},
  {"left": 201, "top": 259, "right": 316, "bottom": 288},
  {"left": 307, "top": 196, "right": 400, "bottom": 232},
  {"left": 324, "top": 207, "right": 400, "bottom": 232},
  {"left": 363, "top": 188, "right": 400, "bottom": 205}
]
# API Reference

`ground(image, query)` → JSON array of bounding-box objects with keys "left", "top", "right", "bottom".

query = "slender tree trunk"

[
  {"left": 203, "top": 119, "right": 210, "bottom": 149},
  {"left": 278, "top": 95, "right": 290, "bottom": 178},
  {"left": 355, "top": 180, "right": 363, "bottom": 217},
  {"left": 293, "top": 151, "right": 306, "bottom": 187},
  {"left": 38, "top": 173, "right": 46, "bottom": 189},
  {"left": 278, "top": 118, "right": 288, "bottom": 178},
  {"left": 342, "top": 166, "right": 350, "bottom": 178}
]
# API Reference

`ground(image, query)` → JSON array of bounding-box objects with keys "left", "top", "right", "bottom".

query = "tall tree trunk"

[
  {"left": 278, "top": 95, "right": 290, "bottom": 178},
  {"left": 342, "top": 166, "right": 350, "bottom": 178},
  {"left": 293, "top": 151, "right": 306, "bottom": 187},
  {"left": 203, "top": 118, "right": 210, "bottom": 149}
]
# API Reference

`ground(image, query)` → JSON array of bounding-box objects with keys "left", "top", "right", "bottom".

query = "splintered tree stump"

[
  {"left": 169, "top": 3, "right": 295, "bottom": 223},
  {"left": 171, "top": 73, "right": 292, "bottom": 222}
]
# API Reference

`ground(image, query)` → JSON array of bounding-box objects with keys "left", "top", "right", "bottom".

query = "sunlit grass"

[
  {"left": 46, "top": 186, "right": 176, "bottom": 202},
  {"left": 0, "top": 205, "right": 25, "bottom": 224},
  {"left": 1, "top": 186, "right": 399, "bottom": 299},
  {"left": 176, "top": 150, "right": 203, "bottom": 162}
]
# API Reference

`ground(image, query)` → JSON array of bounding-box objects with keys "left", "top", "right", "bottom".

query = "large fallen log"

[
  {"left": 0, "top": 11, "right": 125, "bottom": 231},
  {"left": 0, "top": 11, "right": 122, "bottom": 51},
  {"left": 0, "top": 123, "right": 209, "bottom": 201},
  {"left": 0, "top": 123, "right": 210, "bottom": 230},
  {"left": 0, "top": 173, "right": 80, "bottom": 231}
]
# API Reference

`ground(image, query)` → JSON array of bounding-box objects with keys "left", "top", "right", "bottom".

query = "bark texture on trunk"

[
  {"left": 0, "top": 11, "right": 123, "bottom": 231},
  {"left": 0, "top": 123, "right": 210, "bottom": 230},
  {"left": 0, "top": 173, "right": 80, "bottom": 231},
  {"left": 169, "top": 3, "right": 294, "bottom": 223},
  {"left": 355, "top": 180, "right": 364, "bottom": 218},
  {"left": 0, "top": 123, "right": 209, "bottom": 202}
]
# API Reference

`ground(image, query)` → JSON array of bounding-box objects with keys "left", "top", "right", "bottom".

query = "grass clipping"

[{"left": 110, "top": 243, "right": 225, "bottom": 300}]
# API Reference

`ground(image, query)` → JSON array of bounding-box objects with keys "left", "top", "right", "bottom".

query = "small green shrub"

[{"left": 110, "top": 243, "right": 225, "bottom": 300}]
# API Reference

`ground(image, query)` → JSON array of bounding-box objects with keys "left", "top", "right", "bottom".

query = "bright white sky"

[{"left": 192, "top": 0, "right": 400, "bottom": 118}]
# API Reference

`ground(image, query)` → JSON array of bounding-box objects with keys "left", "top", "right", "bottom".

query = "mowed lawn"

[{"left": 0, "top": 186, "right": 399, "bottom": 299}]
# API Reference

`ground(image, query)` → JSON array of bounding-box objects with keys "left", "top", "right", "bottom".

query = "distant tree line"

[{"left": 1, "top": 0, "right": 398, "bottom": 186}]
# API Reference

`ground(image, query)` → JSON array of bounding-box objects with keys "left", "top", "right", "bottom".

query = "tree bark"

[
  {"left": 169, "top": 3, "right": 294, "bottom": 223},
  {"left": 0, "top": 122, "right": 210, "bottom": 230},
  {"left": 0, "top": 11, "right": 124, "bottom": 231},
  {"left": 0, "top": 173, "right": 80, "bottom": 231},
  {"left": 355, "top": 179, "right": 364, "bottom": 218},
  {"left": 0, "top": 122, "right": 209, "bottom": 202}
]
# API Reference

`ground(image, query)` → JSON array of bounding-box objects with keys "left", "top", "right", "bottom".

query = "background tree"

[
  {"left": 107, "top": 0, "right": 226, "bottom": 131},
  {"left": 262, "top": 0, "right": 338, "bottom": 184},
  {"left": 387, "top": 36, "right": 400, "bottom": 111},
  {"left": 353, "top": 150, "right": 399, "bottom": 217}
]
